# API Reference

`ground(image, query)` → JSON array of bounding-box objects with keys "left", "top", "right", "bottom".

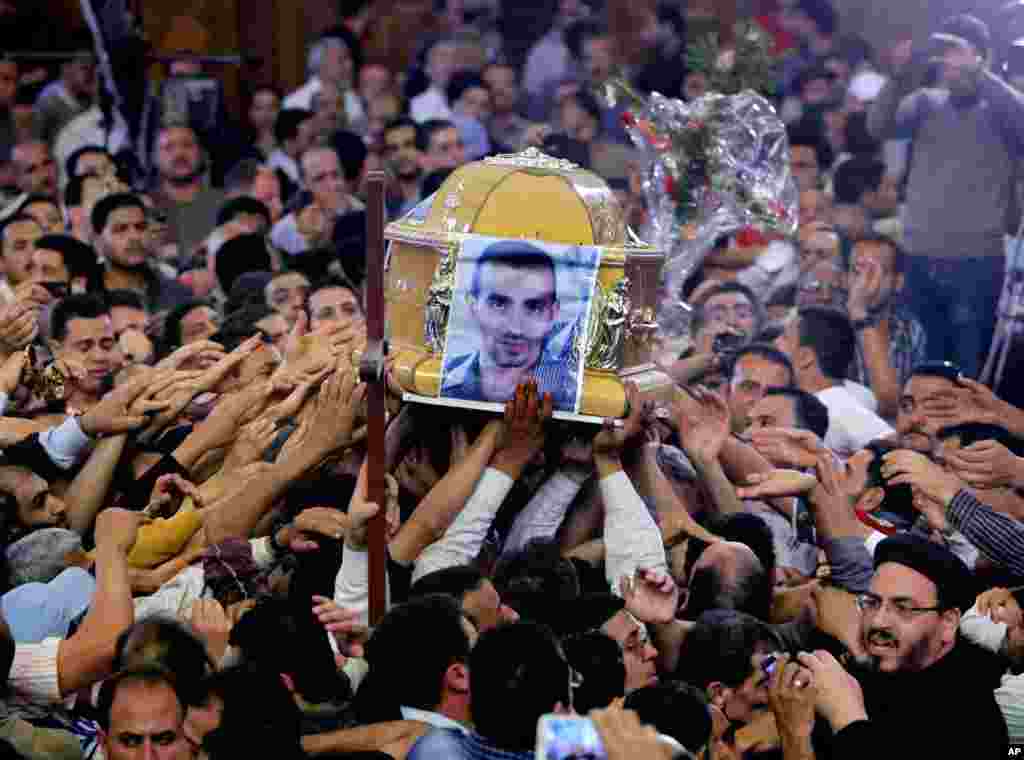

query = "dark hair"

[
  {"left": 230, "top": 598, "right": 350, "bottom": 704},
  {"left": 91, "top": 192, "right": 146, "bottom": 235},
  {"left": 0, "top": 213, "right": 39, "bottom": 246},
  {"left": 214, "top": 233, "right": 273, "bottom": 293},
  {"left": 161, "top": 299, "right": 212, "bottom": 352},
  {"left": 624, "top": 681, "right": 712, "bottom": 755},
  {"left": 863, "top": 440, "right": 915, "bottom": 517},
  {"left": 65, "top": 144, "right": 112, "bottom": 180},
  {"left": 852, "top": 233, "right": 906, "bottom": 276},
  {"left": 471, "top": 621, "right": 570, "bottom": 752},
  {"left": 691, "top": 281, "right": 764, "bottom": 337},
  {"left": 50, "top": 293, "right": 109, "bottom": 342},
  {"left": 833, "top": 156, "right": 886, "bottom": 205},
  {"left": 562, "top": 630, "right": 625, "bottom": 713},
  {"left": 567, "top": 90, "right": 603, "bottom": 127},
  {"left": 686, "top": 546, "right": 771, "bottom": 622},
  {"left": 564, "top": 18, "right": 609, "bottom": 60},
  {"left": 96, "top": 665, "right": 185, "bottom": 730},
  {"left": 273, "top": 108, "right": 313, "bottom": 146},
  {"left": 64, "top": 174, "right": 88, "bottom": 208},
  {"left": 797, "top": 0, "right": 836, "bottom": 36},
  {"left": 223, "top": 158, "right": 264, "bottom": 195},
  {"left": 727, "top": 343, "right": 795, "bottom": 385},
  {"left": 312, "top": 274, "right": 360, "bottom": 299},
  {"left": 763, "top": 386, "right": 830, "bottom": 439},
  {"left": 105, "top": 289, "right": 147, "bottom": 313},
  {"left": 941, "top": 13, "right": 991, "bottom": 60},
  {"left": 384, "top": 116, "right": 421, "bottom": 143},
  {"left": 331, "top": 130, "right": 369, "bottom": 182},
  {"left": 470, "top": 240, "right": 557, "bottom": 301},
  {"left": 200, "top": 665, "right": 304, "bottom": 760},
  {"left": 493, "top": 539, "right": 581, "bottom": 619},
  {"left": 362, "top": 594, "right": 471, "bottom": 713},
  {"left": 675, "top": 609, "right": 783, "bottom": 689},
  {"left": 410, "top": 564, "right": 486, "bottom": 601},
  {"left": 709, "top": 512, "right": 778, "bottom": 582},
  {"left": 446, "top": 69, "right": 487, "bottom": 107},
  {"left": 788, "top": 119, "right": 834, "bottom": 177},
  {"left": 843, "top": 111, "right": 880, "bottom": 158},
  {"left": 937, "top": 422, "right": 1024, "bottom": 457},
  {"left": 113, "top": 618, "right": 212, "bottom": 708},
  {"left": 216, "top": 196, "right": 271, "bottom": 229},
  {"left": 17, "top": 194, "right": 59, "bottom": 216},
  {"left": 909, "top": 360, "right": 963, "bottom": 384},
  {"left": 422, "top": 168, "right": 453, "bottom": 197},
  {"left": 215, "top": 302, "right": 276, "bottom": 352},
  {"left": 34, "top": 234, "right": 101, "bottom": 289},
  {"left": 796, "top": 306, "right": 856, "bottom": 379},
  {"left": 417, "top": 119, "right": 457, "bottom": 153}
]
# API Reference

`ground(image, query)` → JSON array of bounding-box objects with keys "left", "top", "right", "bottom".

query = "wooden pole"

[{"left": 360, "top": 171, "right": 388, "bottom": 627}]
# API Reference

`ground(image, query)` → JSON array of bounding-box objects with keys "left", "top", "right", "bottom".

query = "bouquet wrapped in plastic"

[{"left": 600, "top": 23, "right": 798, "bottom": 342}]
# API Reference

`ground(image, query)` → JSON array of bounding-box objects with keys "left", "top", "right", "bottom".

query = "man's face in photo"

[{"left": 471, "top": 260, "right": 558, "bottom": 371}]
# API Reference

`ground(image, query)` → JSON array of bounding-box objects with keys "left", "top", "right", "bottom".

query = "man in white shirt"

[
  {"left": 283, "top": 32, "right": 365, "bottom": 130},
  {"left": 775, "top": 306, "right": 893, "bottom": 455},
  {"left": 410, "top": 38, "right": 459, "bottom": 124}
]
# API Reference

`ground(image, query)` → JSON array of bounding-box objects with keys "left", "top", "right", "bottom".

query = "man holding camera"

[{"left": 868, "top": 14, "right": 1024, "bottom": 379}]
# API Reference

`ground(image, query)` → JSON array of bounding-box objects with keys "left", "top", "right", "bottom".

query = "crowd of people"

[{"left": 0, "top": 0, "right": 1019, "bottom": 758}]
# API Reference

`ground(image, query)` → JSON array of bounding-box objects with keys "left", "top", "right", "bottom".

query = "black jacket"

[{"left": 830, "top": 639, "right": 1008, "bottom": 760}]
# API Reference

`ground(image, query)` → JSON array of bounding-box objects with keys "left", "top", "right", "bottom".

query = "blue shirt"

[{"left": 408, "top": 729, "right": 534, "bottom": 760}]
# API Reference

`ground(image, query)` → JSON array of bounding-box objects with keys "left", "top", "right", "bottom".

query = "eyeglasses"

[{"left": 855, "top": 593, "right": 943, "bottom": 620}]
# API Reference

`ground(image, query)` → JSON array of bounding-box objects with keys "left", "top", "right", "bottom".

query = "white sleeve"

[
  {"left": 0, "top": 391, "right": 8, "bottom": 417},
  {"left": 334, "top": 544, "right": 389, "bottom": 627},
  {"left": 960, "top": 603, "right": 1008, "bottom": 653},
  {"left": 412, "top": 467, "right": 515, "bottom": 584},
  {"left": 270, "top": 214, "right": 308, "bottom": 255},
  {"left": 599, "top": 470, "right": 667, "bottom": 594},
  {"left": 38, "top": 416, "right": 92, "bottom": 470},
  {"left": 250, "top": 537, "right": 276, "bottom": 570},
  {"left": 10, "top": 638, "right": 62, "bottom": 703},
  {"left": 501, "top": 469, "right": 586, "bottom": 557}
]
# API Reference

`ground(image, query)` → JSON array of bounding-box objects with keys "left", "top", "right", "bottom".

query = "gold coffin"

[{"left": 385, "top": 148, "right": 670, "bottom": 419}]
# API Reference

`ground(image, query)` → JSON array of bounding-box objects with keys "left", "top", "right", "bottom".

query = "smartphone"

[{"left": 536, "top": 715, "right": 606, "bottom": 760}]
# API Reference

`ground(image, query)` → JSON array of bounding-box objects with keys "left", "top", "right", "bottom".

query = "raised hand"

[
  {"left": 796, "top": 650, "right": 866, "bottom": 732},
  {"left": 675, "top": 385, "right": 730, "bottom": 465},
  {"left": 94, "top": 508, "right": 147, "bottom": 556},
  {"left": 589, "top": 706, "right": 671, "bottom": 760},
  {"left": 593, "top": 382, "right": 648, "bottom": 457},
  {"left": 0, "top": 349, "right": 28, "bottom": 396},
  {"left": 0, "top": 302, "right": 39, "bottom": 353},
  {"left": 275, "top": 507, "right": 350, "bottom": 552},
  {"left": 187, "top": 599, "right": 233, "bottom": 662},
  {"left": 847, "top": 254, "right": 885, "bottom": 321},
  {"left": 620, "top": 568, "right": 679, "bottom": 624},
  {"left": 312, "top": 595, "right": 369, "bottom": 662},
  {"left": 79, "top": 367, "right": 178, "bottom": 436},
  {"left": 144, "top": 473, "right": 202, "bottom": 517},
  {"left": 492, "top": 379, "right": 552, "bottom": 477},
  {"left": 881, "top": 450, "right": 964, "bottom": 507},
  {"left": 945, "top": 439, "right": 1024, "bottom": 489},
  {"left": 977, "top": 587, "right": 1024, "bottom": 629},
  {"left": 737, "top": 469, "right": 818, "bottom": 500},
  {"left": 221, "top": 417, "right": 279, "bottom": 473},
  {"left": 299, "top": 367, "right": 367, "bottom": 458},
  {"left": 750, "top": 427, "right": 825, "bottom": 469},
  {"left": 154, "top": 339, "right": 226, "bottom": 372},
  {"left": 766, "top": 654, "right": 817, "bottom": 746}
]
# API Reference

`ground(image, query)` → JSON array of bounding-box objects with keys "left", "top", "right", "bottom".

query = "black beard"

[
  {"left": 165, "top": 164, "right": 204, "bottom": 186},
  {"left": 397, "top": 168, "right": 422, "bottom": 183},
  {"left": 110, "top": 257, "right": 149, "bottom": 274}
]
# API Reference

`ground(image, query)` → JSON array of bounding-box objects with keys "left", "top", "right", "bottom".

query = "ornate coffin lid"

[{"left": 385, "top": 148, "right": 658, "bottom": 259}]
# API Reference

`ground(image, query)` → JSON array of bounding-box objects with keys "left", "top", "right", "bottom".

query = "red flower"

[
  {"left": 735, "top": 227, "right": 768, "bottom": 247},
  {"left": 621, "top": 111, "right": 636, "bottom": 127},
  {"left": 665, "top": 174, "right": 676, "bottom": 195}
]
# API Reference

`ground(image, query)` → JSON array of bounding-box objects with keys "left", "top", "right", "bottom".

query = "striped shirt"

[{"left": 948, "top": 490, "right": 1024, "bottom": 578}]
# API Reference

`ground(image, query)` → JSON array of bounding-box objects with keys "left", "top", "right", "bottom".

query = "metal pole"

[{"left": 360, "top": 172, "right": 389, "bottom": 627}]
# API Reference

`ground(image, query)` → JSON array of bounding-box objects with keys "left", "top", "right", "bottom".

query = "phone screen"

[{"left": 535, "top": 716, "right": 606, "bottom": 760}]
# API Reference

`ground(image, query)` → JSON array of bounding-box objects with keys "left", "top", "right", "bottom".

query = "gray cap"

[{"left": 6, "top": 528, "right": 84, "bottom": 587}]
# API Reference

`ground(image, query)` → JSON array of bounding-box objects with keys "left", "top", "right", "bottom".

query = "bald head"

[{"left": 686, "top": 541, "right": 770, "bottom": 621}]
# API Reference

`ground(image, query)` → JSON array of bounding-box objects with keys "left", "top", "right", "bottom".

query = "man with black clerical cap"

[{"left": 798, "top": 533, "right": 1008, "bottom": 759}]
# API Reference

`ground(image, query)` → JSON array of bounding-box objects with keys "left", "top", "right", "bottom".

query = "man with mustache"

[
  {"left": 442, "top": 241, "right": 577, "bottom": 410},
  {"left": 92, "top": 192, "right": 191, "bottom": 312},
  {"left": 800, "top": 533, "right": 1008, "bottom": 758}
]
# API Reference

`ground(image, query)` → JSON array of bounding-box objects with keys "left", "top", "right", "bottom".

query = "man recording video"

[{"left": 868, "top": 14, "right": 1024, "bottom": 379}]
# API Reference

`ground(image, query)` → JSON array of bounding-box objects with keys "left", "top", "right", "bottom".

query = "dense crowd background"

[{"left": 0, "top": 0, "right": 1020, "bottom": 759}]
